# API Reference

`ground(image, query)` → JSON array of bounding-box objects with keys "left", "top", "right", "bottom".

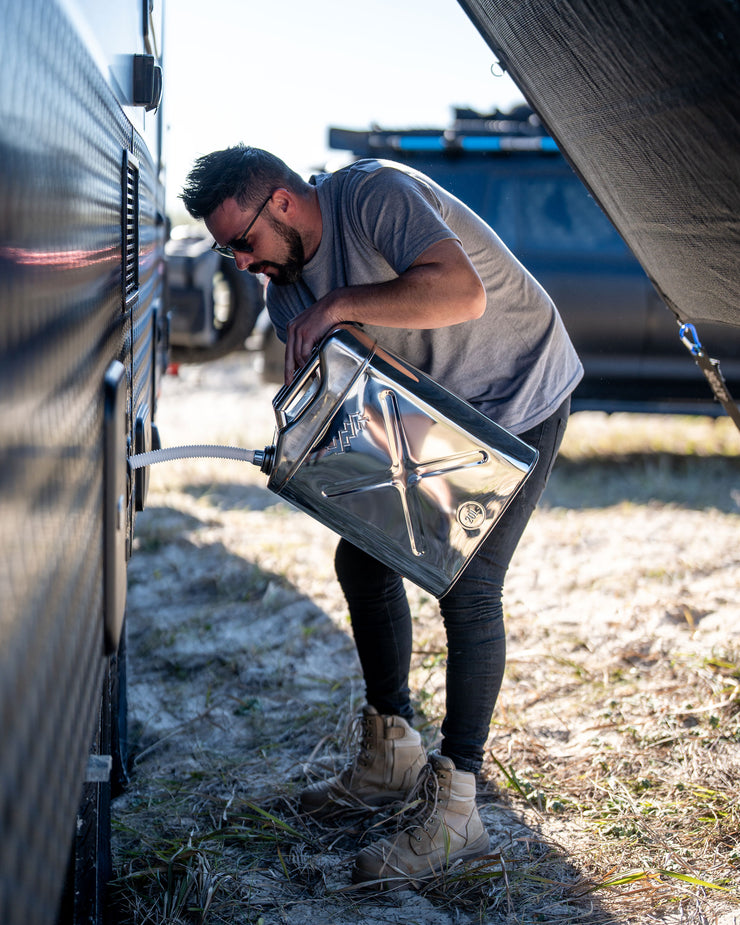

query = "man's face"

[
  {"left": 251, "top": 214, "right": 305, "bottom": 286},
  {"left": 205, "top": 196, "right": 306, "bottom": 285}
]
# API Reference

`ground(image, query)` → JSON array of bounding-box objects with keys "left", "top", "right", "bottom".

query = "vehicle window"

[
  {"left": 519, "top": 175, "right": 630, "bottom": 257},
  {"left": 482, "top": 178, "right": 518, "bottom": 250},
  {"left": 425, "top": 165, "right": 519, "bottom": 250}
]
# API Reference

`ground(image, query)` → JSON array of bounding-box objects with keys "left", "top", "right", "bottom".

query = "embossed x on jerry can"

[{"left": 255, "top": 325, "right": 539, "bottom": 597}]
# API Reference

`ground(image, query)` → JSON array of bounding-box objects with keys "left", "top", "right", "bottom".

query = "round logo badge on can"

[{"left": 456, "top": 500, "right": 487, "bottom": 531}]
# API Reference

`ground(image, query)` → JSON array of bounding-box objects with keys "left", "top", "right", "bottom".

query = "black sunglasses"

[{"left": 211, "top": 193, "right": 272, "bottom": 258}]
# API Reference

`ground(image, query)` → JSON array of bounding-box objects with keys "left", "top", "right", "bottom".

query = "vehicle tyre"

[
  {"left": 169, "top": 257, "right": 263, "bottom": 364},
  {"left": 260, "top": 323, "right": 286, "bottom": 385}
]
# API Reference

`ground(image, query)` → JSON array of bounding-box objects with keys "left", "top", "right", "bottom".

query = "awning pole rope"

[{"left": 679, "top": 323, "right": 740, "bottom": 432}]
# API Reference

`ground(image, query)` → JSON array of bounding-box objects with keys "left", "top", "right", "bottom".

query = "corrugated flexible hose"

[{"left": 128, "top": 445, "right": 261, "bottom": 469}]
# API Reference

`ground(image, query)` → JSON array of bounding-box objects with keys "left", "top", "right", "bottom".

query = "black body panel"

[{"left": 0, "top": 1, "right": 166, "bottom": 922}]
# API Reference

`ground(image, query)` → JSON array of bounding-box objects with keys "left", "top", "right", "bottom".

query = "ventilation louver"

[{"left": 123, "top": 152, "right": 139, "bottom": 302}]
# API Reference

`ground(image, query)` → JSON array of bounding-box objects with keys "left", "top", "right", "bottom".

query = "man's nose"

[{"left": 234, "top": 252, "right": 253, "bottom": 271}]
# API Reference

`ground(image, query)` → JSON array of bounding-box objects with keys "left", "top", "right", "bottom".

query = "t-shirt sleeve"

[
  {"left": 265, "top": 291, "right": 288, "bottom": 343},
  {"left": 347, "top": 166, "right": 460, "bottom": 274}
]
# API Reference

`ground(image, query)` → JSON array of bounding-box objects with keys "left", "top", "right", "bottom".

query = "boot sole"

[{"left": 351, "top": 830, "right": 491, "bottom": 890}]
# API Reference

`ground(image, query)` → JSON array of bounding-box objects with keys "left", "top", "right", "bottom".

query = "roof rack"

[{"left": 329, "top": 105, "right": 558, "bottom": 156}]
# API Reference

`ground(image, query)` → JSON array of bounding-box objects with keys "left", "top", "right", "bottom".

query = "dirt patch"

[{"left": 111, "top": 353, "right": 740, "bottom": 924}]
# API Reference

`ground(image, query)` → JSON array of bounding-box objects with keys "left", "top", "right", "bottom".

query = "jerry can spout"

[{"left": 252, "top": 446, "right": 276, "bottom": 474}]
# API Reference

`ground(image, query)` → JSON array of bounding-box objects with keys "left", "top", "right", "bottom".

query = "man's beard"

[{"left": 248, "top": 218, "right": 305, "bottom": 286}]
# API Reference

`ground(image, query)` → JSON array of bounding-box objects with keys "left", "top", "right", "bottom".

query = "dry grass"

[
  {"left": 481, "top": 650, "right": 740, "bottom": 914},
  {"left": 110, "top": 359, "right": 740, "bottom": 924}
]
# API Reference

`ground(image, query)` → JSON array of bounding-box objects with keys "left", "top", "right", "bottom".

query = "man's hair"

[{"left": 179, "top": 144, "right": 307, "bottom": 219}]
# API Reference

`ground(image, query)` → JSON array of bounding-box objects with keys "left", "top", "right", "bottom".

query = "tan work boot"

[
  {"left": 351, "top": 751, "right": 490, "bottom": 889},
  {"left": 300, "top": 704, "right": 426, "bottom": 818}
]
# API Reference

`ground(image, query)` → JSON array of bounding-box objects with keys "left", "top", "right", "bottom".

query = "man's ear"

[{"left": 271, "top": 188, "right": 292, "bottom": 215}]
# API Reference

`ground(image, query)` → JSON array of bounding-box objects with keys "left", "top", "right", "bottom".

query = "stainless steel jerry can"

[{"left": 257, "top": 325, "right": 538, "bottom": 597}]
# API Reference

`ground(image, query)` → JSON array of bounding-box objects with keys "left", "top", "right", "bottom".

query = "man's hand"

[{"left": 284, "top": 297, "right": 344, "bottom": 383}]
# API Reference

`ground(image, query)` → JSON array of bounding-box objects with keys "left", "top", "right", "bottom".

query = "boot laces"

[
  {"left": 398, "top": 761, "right": 441, "bottom": 832},
  {"left": 338, "top": 712, "right": 373, "bottom": 774}
]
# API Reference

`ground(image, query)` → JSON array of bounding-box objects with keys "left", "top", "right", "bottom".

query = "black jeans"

[{"left": 334, "top": 396, "right": 570, "bottom": 773}]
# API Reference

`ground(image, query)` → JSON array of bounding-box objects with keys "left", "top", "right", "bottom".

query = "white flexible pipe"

[{"left": 128, "top": 445, "right": 258, "bottom": 469}]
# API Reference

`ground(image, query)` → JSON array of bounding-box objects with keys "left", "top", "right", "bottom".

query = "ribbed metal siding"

[{"left": 0, "top": 1, "right": 164, "bottom": 922}]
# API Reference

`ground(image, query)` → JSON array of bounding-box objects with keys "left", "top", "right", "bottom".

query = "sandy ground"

[{"left": 113, "top": 352, "right": 740, "bottom": 924}]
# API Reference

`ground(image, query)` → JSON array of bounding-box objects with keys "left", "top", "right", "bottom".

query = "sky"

[{"left": 162, "top": 0, "right": 524, "bottom": 217}]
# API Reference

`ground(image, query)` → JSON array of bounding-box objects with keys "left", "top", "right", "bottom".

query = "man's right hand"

[{"left": 284, "top": 297, "right": 344, "bottom": 383}]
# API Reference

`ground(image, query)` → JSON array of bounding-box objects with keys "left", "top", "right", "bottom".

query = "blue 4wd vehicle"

[{"left": 329, "top": 106, "right": 740, "bottom": 414}]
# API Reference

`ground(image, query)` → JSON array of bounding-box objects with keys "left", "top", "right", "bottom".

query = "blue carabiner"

[{"left": 679, "top": 322, "right": 703, "bottom": 357}]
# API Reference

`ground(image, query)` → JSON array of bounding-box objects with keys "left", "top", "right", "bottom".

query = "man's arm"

[{"left": 284, "top": 238, "right": 486, "bottom": 382}]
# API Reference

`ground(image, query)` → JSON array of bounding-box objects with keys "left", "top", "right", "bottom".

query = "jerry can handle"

[{"left": 273, "top": 349, "right": 323, "bottom": 429}]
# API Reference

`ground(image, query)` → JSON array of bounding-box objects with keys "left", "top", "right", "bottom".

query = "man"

[{"left": 181, "top": 145, "right": 583, "bottom": 889}]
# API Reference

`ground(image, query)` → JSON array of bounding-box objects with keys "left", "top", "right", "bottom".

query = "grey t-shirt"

[{"left": 266, "top": 159, "right": 583, "bottom": 433}]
